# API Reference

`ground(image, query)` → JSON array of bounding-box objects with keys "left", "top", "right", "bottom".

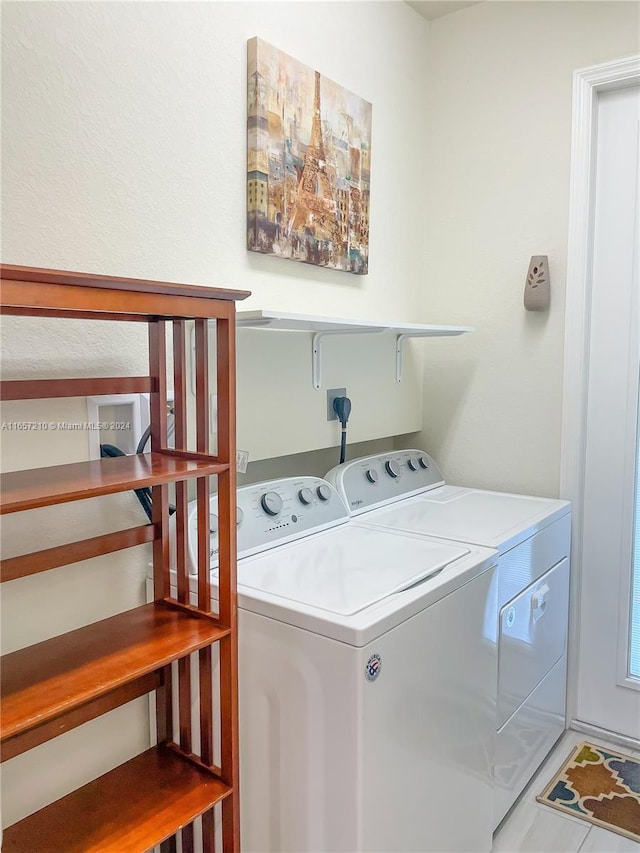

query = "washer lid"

[
  {"left": 238, "top": 523, "right": 469, "bottom": 616},
  {"left": 363, "top": 488, "right": 570, "bottom": 553}
]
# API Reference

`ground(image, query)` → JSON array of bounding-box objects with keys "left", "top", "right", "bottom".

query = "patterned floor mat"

[{"left": 537, "top": 741, "right": 640, "bottom": 842}]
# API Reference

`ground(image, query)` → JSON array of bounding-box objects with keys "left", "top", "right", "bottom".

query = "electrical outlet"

[
  {"left": 86, "top": 393, "right": 150, "bottom": 459},
  {"left": 327, "top": 388, "right": 347, "bottom": 421}
]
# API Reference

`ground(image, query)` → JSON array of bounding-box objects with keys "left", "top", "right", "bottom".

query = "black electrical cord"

[
  {"left": 333, "top": 396, "right": 352, "bottom": 465},
  {"left": 136, "top": 424, "right": 152, "bottom": 455},
  {"left": 100, "top": 443, "right": 153, "bottom": 521},
  {"left": 120, "top": 405, "right": 176, "bottom": 518},
  {"left": 137, "top": 404, "right": 175, "bottom": 455}
]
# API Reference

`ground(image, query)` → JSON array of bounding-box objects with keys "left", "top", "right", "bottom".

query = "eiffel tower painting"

[{"left": 247, "top": 37, "right": 372, "bottom": 275}]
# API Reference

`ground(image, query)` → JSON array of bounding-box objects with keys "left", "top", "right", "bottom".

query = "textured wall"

[
  {"left": 404, "top": 0, "right": 640, "bottom": 496},
  {"left": 2, "top": 0, "right": 430, "bottom": 462}
]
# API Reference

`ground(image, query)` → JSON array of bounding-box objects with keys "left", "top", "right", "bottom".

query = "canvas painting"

[{"left": 247, "top": 37, "right": 372, "bottom": 275}]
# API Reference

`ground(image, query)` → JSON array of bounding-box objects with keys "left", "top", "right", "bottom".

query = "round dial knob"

[
  {"left": 236, "top": 507, "right": 244, "bottom": 526},
  {"left": 385, "top": 460, "right": 401, "bottom": 478},
  {"left": 407, "top": 458, "right": 419, "bottom": 472},
  {"left": 298, "top": 487, "right": 314, "bottom": 505},
  {"left": 366, "top": 468, "right": 379, "bottom": 484},
  {"left": 209, "top": 514, "right": 219, "bottom": 534},
  {"left": 418, "top": 456, "right": 429, "bottom": 470},
  {"left": 260, "top": 491, "right": 283, "bottom": 516},
  {"left": 316, "top": 484, "right": 332, "bottom": 502}
]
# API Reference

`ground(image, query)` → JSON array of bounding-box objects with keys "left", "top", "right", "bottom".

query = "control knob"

[
  {"left": 407, "top": 458, "right": 418, "bottom": 472},
  {"left": 316, "top": 484, "right": 332, "bottom": 502},
  {"left": 418, "top": 456, "right": 429, "bottom": 470},
  {"left": 366, "top": 469, "right": 379, "bottom": 484},
  {"left": 385, "top": 460, "right": 401, "bottom": 478},
  {"left": 298, "top": 487, "right": 314, "bottom": 505},
  {"left": 260, "top": 491, "right": 283, "bottom": 516},
  {"left": 213, "top": 510, "right": 242, "bottom": 529}
]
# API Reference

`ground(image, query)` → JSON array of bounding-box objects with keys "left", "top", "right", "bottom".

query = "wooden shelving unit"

[{"left": 0, "top": 265, "right": 249, "bottom": 853}]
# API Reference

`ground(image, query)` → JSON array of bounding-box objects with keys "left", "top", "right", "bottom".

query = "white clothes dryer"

[
  {"left": 326, "top": 450, "right": 571, "bottom": 827},
  {"left": 162, "top": 476, "right": 498, "bottom": 853}
]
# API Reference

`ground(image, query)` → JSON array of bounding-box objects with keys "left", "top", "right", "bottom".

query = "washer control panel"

[
  {"left": 183, "top": 477, "right": 349, "bottom": 573},
  {"left": 325, "top": 449, "right": 444, "bottom": 514}
]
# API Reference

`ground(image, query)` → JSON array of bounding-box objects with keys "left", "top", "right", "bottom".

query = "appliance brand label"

[
  {"left": 365, "top": 654, "right": 382, "bottom": 682},
  {"left": 351, "top": 499, "right": 364, "bottom": 508}
]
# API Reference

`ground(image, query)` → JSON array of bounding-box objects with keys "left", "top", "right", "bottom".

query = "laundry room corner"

[{"left": 401, "top": 0, "right": 640, "bottom": 498}]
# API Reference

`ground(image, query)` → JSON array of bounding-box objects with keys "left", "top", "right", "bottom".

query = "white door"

[{"left": 575, "top": 84, "right": 640, "bottom": 740}]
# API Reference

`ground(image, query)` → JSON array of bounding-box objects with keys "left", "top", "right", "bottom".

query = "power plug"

[
  {"left": 327, "top": 388, "right": 347, "bottom": 421},
  {"left": 333, "top": 396, "right": 352, "bottom": 426}
]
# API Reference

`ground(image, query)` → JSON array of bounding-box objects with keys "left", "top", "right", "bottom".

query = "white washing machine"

[
  {"left": 163, "top": 476, "right": 498, "bottom": 853},
  {"left": 326, "top": 450, "right": 571, "bottom": 828}
]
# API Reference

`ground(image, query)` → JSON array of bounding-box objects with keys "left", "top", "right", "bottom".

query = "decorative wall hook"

[{"left": 524, "top": 255, "right": 550, "bottom": 311}]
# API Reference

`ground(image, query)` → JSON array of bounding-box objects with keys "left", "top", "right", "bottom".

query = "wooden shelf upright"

[{"left": 0, "top": 265, "right": 249, "bottom": 853}]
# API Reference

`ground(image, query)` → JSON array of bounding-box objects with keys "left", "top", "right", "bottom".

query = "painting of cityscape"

[{"left": 247, "top": 37, "right": 372, "bottom": 275}]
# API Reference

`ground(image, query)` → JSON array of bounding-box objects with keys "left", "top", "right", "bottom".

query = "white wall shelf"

[{"left": 236, "top": 310, "right": 473, "bottom": 388}]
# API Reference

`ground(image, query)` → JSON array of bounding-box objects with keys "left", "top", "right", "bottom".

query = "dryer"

[
  {"left": 326, "top": 450, "right": 571, "bottom": 827},
  {"left": 163, "top": 476, "right": 498, "bottom": 852}
]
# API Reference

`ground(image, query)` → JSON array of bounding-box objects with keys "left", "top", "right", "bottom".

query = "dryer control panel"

[
  {"left": 178, "top": 477, "right": 349, "bottom": 573},
  {"left": 326, "top": 449, "right": 444, "bottom": 515}
]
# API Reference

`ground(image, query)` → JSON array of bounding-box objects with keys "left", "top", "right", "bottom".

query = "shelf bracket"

[
  {"left": 312, "top": 329, "right": 382, "bottom": 389},
  {"left": 396, "top": 334, "right": 410, "bottom": 383}
]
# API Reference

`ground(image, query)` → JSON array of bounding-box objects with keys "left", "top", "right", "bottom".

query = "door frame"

[{"left": 561, "top": 54, "right": 640, "bottom": 738}]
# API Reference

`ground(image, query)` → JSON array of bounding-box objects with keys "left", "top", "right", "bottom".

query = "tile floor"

[{"left": 492, "top": 731, "right": 640, "bottom": 853}]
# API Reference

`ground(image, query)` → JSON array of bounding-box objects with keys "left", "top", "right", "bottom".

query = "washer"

[
  {"left": 326, "top": 450, "right": 571, "bottom": 827},
  {"left": 167, "top": 476, "right": 498, "bottom": 852}
]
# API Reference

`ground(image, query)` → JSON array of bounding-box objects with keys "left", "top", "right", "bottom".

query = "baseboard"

[{"left": 570, "top": 719, "right": 640, "bottom": 752}]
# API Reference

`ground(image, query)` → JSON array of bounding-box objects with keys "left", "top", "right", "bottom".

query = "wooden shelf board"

[
  {"left": 1, "top": 602, "right": 229, "bottom": 749},
  {"left": 2, "top": 673, "right": 162, "bottom": 763},
  {"left": 2, "top": 744, "right": 231, "bottom": 853},
  {"left": 1, "top": 263, "right": 250, "bottom": 303},
  {"left": 0, "top": 451, "right": 227, "bottom": 514},
  {"left": 0, "top": 523, "right": 155, "bottom": 583},
  {"left": 0, "top": 376, "right": 152, "bottom": 401}
]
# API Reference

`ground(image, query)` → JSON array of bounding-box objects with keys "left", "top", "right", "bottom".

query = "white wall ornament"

[{"left": 524, "top": 255, "right": 550, "bottom": 311}]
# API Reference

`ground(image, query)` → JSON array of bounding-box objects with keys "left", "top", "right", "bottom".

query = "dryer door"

[{"left": 497, "top": 558, "right": 570, "bottom": 728}]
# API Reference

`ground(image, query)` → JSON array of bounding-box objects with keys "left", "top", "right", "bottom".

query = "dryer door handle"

[{"left": 531, "top": 583, "right": 550, "bottom": 618}]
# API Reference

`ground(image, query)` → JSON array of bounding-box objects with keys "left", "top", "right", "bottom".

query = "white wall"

[
  {"left": 2, "top": 0, "right": 429, "bottom": 463},
  {"left": 0, "top": 0, "right": 428, "bottom": 827},
  {"left": 406, "top": 0, "right": 640, "bottom": 496}
]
